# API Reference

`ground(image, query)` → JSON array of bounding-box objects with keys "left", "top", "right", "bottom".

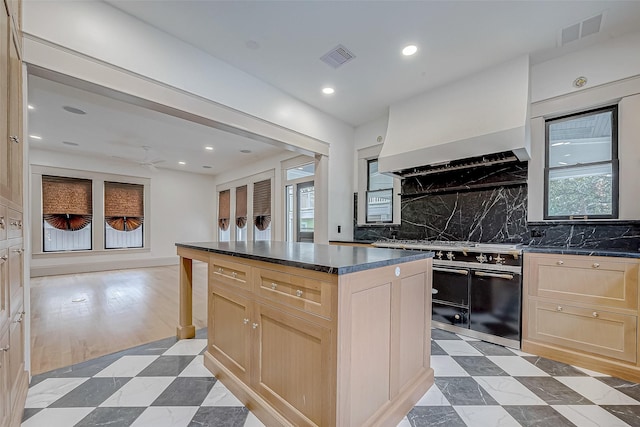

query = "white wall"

[{"left": 29, "top": 149, "right": 215, "bottom": 275}]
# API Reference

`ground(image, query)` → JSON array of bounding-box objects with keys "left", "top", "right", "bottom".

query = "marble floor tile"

[
  {"left": 414, "top": 384, "right": 450, "bottom": 406},
  {"left": 178, "top": 355, "right": 215, "bottom": 377},
  {"left": 552, "top": 404, "right": 632, "bottom": 427},
  {"left": 202, "top": 381, "right": 245, "bottom": 407},
  {"left": 24, "top": 377, "right": 89, "bottom": 408},
  {"left": 504, "top": 406, "right": 575, "bottom": 427},
  {"left": 100, "top": 377, "right": 175, "bottom": 407},
  {"left": 21, "top": 408, "right": 94, "bottom": 427},
  {"left": 188, "top": 406, "right": 249, "bottom": 427},
  {"left": 522, "top": 356, "right": 587, "bottom": 377},
  {"left": 469, "top": 341, "right": 517, "bottom": 356},
  {"left": 487, "top": 356, "right": 549, "bottom": 377},
  {"left": 122, "top": 336, "right": 180, "bottom": 356},
  {"left": 574, "top": 366, "right": 611, "bottom": 377},
  {"left": 601, "top": 405, "right": 640, "bottom": 425},
  {"left": 435, "top": 340, "right": 483, "bottom": 356},
  {"left": 93, "top": 355, "right": 159, "bottom": 378},
  {"left": 137, "top": 355, "right": 196, "bottom": 377},
  {"left": 556, "top": 377, "right": 640, "bottom": 405},
  {"left": 516, "top": 377, "right": 593, "bottom": 405},
  {"left": 75, "top": 407, "right": 146, "bottom": 427},
  {"left": 456, "top": 333, "right": 480, "bottom": 341},
  {"left": 453, "top": 356, "right": 508, "bottom": 376},
  {"left": 20, "top": 408, "right": 42, "bottom": 423},
  {"left": 243, "top": 411, "right": 267, "bottom": 427},
  {"left": 598, "top": 377, "right": 640, "bottom": 401},
  {"left": 162, "top": 339, "right": 207, "bottom": 356},
  {"left": 435, "top": 377, "right": 498, "bottom": 406},
  {"left": 473, "top": 376, "right": 547, "bottom": 406},
  {"left": 453, "top": 405, "right": 521, "bottom": 427},
  {"left": 431, "top": 329, "right": 462, "bottom": 340},
  {"left": 506, "top": 348, "right": 534, "bottom": 357},
  {"left": 407, "top": 406, "right": 466, "bottom": 427},
  {"left": 431, "top": 340, "right": 448, "bottom": 355},
  {"left": 430, "top": 356, "right": 469, "bottom": 377},
  {"left": 129, "top": 406, "right": 199, "bottom": 427},
  {"left": 48, "top": 377, "right": 130, "bottom": 408},
  {"left": 151, "top": 377, "right": 217, "bottom": 407},
  {"left": 396, "top": 416, "right": 412, "bottom": 427}
]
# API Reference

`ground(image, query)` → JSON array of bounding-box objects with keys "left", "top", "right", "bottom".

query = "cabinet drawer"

[
  {"left": 527, "top": 254, "right": 638, "bottom": 310},
  {"left": 210, "top": 257, "right": 251, "bottom": 292},
  {"left": 6, "top": 208, "right": 21, "bottom": 239},
  {"left": 256, "top": 268, "right": 333, "bottom": 319},
  {"left": 528, "top": 299, "right": 637, "bottom": 363}
]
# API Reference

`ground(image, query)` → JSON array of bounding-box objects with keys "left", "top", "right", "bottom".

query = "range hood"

[{"left": 379, "top": 56, "right": 531, "bottom": 176}]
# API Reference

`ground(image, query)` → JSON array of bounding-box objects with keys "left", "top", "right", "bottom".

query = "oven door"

[
  {"left": 432, "top": 266, "right": 470, "bottom": 327},
  {"left": 469, "top": 270, "right": 521, "bottom": 341}
]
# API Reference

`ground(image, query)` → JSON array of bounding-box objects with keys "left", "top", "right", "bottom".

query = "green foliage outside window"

[{"left": 548, "top": 174, "right": 612, "bottom": 217}]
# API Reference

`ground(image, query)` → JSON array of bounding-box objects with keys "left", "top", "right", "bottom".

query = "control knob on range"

[
  {"left": 494, "top": 254, "right": 505, "bottom": 265},
  {"left": 436, "top": 251, "right": 443, "bottom": 260},
  {"left": 476, "top": 253, "right": 487, "bottom": 263},
  {"left": 446, "top": 251, "right": 455, "bottom": 261}
]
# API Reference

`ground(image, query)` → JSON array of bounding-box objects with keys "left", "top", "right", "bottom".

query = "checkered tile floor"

[{"left": 23, "top": 328, "right": 640, "bottom": 426}]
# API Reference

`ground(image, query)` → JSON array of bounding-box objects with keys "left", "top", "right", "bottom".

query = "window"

[
  {"left": 218, "top": 189, "right": 231, "bottom": 242},
  {"left": 42, "top": 175, "right": 92, "bottom": 252},
  {"left": 545, "top": 106, "right": 618, "bottom": 219},
  {"left": 104, "top": 182, "right": 144, "bottom": 249},
  {"left": 253, "top": 179, "right": 271, "bottom": 241},
  {"left": 235, "top": 185, "right": 247, "bottom": 242},
  {"left": 366, "top": 159, "right": 394, "bottom": 223}
]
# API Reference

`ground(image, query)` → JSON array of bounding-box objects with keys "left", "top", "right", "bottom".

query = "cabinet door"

[
  {"left": 0, "top": 248, "right": 7, "bottom": 326},
  {"left": 0, "top": 328, "right": 9, "bottom": 427},
  {"left": 7, "top": 26, "right": 21, "bottom": 206},
  {"left": 8, "top": 307, "right": 24, "bottom": 411},
  {"left": 0, "top": 0, "right": 9, "bottom": 201},
  {"left": 8, "top": 244, "right": 21, "bottom": 317},
  {"left": 253, "top": 303, "right": 332, "bottom": 427},
  {"left": 208, "top": 286, "right": 251, "bottom": 383}
]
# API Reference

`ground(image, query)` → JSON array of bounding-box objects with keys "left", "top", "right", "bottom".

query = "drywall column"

[{"left": 314, "top": 154, "right": 329, "bottom": 244}]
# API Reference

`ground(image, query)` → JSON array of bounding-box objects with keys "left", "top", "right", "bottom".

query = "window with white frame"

[
  {"left": 366, "top": 159, "right": 394, "bottom": 223},
  {"left": 218, "top": 189, "right": 231, "bottom": 242},
  {"left": 235, "top": 185, "right": 247, "bottom": 242},
  {"left": 253, "top": 179, "right": 272, "bottom": 241},
  {"left": 104, "top": 181, "right": 144, "bottom": 249},
  {"left": 545, "top": 105, "right": 618, "bottom": 219}
]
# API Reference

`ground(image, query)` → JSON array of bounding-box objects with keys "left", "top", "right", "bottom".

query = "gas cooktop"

[{"left": 372, "top": 239, "right": 522, "bottom": 253}]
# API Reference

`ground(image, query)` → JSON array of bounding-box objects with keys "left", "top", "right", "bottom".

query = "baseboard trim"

[{"left": 30, "top": 256, "right": 179, "bottom": 277}]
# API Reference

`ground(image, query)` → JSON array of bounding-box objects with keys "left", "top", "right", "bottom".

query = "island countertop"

[{"left": 175, "top": 241, "right": 432, "bottom": 275}]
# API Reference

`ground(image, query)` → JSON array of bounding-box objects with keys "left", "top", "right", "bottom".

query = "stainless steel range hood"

[{"left": 379, "top": 56, "right": 531, "bottom": 176}]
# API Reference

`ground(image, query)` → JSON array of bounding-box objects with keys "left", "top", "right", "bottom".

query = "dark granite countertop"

[
  {"left": 524, "top": 246, "right": 640, "bottom": 259},
  {"left": 176, "top": 241, "right": 432, "bottom": 275}
]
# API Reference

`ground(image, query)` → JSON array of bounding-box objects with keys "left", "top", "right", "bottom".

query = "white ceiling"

[{"left": 28, "top": 1, "right": 640, "bottom": 175}]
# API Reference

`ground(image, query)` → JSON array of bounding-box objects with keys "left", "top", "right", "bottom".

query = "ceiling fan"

[{"left": 113, "top": 146, "right": 165, "bottom": 171}]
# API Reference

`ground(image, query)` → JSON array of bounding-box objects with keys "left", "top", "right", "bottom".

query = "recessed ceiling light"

[
  {"left": 29, "top": 134, "right": 42, "bottom": 140},
  {"left": 240, "top": 149, "right": 252, "bottom": 154},
  {"left": 63, "top": 105, "right": 86, "bottom": 115},
  {"left": 178, "top": 161, "right": 186, "bottom": 165},
  {"left": 205, "top": 146, "right": 214, "bottom": 151},
  {"left": 28, "top": 104, "right": 35, "bottom": 110},
  {"left": 62, "top": 141, "right": 79, "bottom": 146},
  {"left": 202, "top": 165, "right": 212, "bottom": 169},
  {"left": 402, "top": 45, "right": 418, "bottom": 56},
  {"left": 322, "top": 87, "right": 335, "bottom": 95}
]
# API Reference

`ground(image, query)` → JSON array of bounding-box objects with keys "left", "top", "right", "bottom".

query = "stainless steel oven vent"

[{"left": 320, "top": 44, "right": 356, "bottom": 68}]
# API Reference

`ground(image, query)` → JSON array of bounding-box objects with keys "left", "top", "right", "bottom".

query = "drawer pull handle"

[
  {"left": 252, "top": 323, "right": 259, "bottom": 329},
  {"left": 0, "top": 217, "right": 4, "bottom": 228},
  {"left": 557, "top": 306, "right": 563, "bottom": 311},
  {"left": 243, "top": 318, "right": 249, "bottom": 325},
  {"left": 556, "top": 260, "right": 564, "bottom": 265},
  {"left": 13, "top": 248, "right": 23, "bottom": 254},
  {"left": 592, "top": 263, "right": 600, "bottom": 268},
  {"left": 0, "top": 255, "right": 7, "bottom": 262},
  {"left": 296, "top": 290, "right": 303, "bottom": 297},
  {"left": 231, "top": 271, "right": 237, "bottom": 278},
  {"left": 593, "top": 312, "right": 599, "bottom": 318},
  {"left": 271, "top": 282, "right": 277, "bottom": 290},
  {"left": 1, "top": 346, "right": 9, "bottom": 352},
  {"left": 217, "top": 268, "right": 223, "bottom": 273}
]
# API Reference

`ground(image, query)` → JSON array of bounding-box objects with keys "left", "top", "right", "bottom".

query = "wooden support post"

[{"left": 177, "top": 256, "right": 196, "bottom": 339}]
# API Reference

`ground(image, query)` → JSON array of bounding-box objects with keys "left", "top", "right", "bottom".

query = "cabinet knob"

[
  {"left": 271, "top": 282, "right": 277, "bottom": 290},
  {"left": 0, "top": 255, "right": 7, "bottom": 262},
  {"left": 454, "top": 314, "right": 461, "bottom": 320},
  {"left": 296, "top": 289, "right": 303, "bottom": 297},
  {"left": 231, "top": 271, "right": 237, "bottom": 278},
  {"left": 592, "top": 263, "right": 600, "bottom": 268},
  {"left": 557, "top": 306, "right": 563, "bottom": 311},
  {"left": 252, "top": 323, "right": 258, "bottom": 329},
  {"left": 218, "top": 267, "right": 223, "bottom": 273},
  {"left": 1, "top": 346, "right": 9, "bottom": 352},
  {"left": 13, "top": 248, "right": 23, "bottom": 254},
  {"left": 556, "top": 260, "right": 564, "bottom": 265},
  {"left": 593, "top": 311, "right": 599, "bottom": 318},
  {"left": 0, "top": 217, "right": 4, "bottom": 228},
  {"left": 243, "top": 318, "right": 249, "bottom": 325},
  {"left": 10, "top": 135, "right": 19, "bottom": 144}
]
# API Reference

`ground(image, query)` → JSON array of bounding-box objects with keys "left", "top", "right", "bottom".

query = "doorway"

[{"left": 286, "top": 180, "right": 315, "bottom": 243}]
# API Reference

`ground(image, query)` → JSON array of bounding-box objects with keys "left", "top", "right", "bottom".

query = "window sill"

[{"left": 33, "top": 247, "right": 151, "bottom": 258}]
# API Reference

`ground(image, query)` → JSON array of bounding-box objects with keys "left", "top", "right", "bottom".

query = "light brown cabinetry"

[
  {"left": 523, "top": 252, "right": 640, "bottom": 382},
  {"left": 192, "top": 248, "right": 434, "bottom": 427}
]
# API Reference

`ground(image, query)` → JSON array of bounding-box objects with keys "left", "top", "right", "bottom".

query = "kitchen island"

[{"left": 176, "top": 241, "right": 434, "bottom": 427}]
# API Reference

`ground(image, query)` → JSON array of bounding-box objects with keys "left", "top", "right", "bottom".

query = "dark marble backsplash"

[{"left": 527, "top": 221, "right": 640, "bottom": 252}]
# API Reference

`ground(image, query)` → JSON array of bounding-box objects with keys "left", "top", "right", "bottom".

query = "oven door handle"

[
  {"left": 474, "top": 271, "right": 514, "bottom": 280},
  {"left": 433, "top": 267, "right": 469, "bottom": 276}
]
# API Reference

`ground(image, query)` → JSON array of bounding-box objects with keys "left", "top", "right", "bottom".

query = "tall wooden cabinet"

[{"left": 0, "top": 0, "right": 27, "bottom": 425}]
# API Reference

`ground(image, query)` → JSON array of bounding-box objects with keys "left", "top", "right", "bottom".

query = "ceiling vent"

[
  {"left": 560, "top": 13, "right": 603, "bottom": 46},
  {"left": 320, "top": 44, "right": 356, "bottom": 68}
]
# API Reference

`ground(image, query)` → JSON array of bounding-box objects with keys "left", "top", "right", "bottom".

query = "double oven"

[{"left": 374, "top": 240, "right": 522, "bottom": 349}]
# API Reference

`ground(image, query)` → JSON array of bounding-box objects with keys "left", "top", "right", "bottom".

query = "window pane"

[
  {"left": 548, "top": 110, "right": 612, "bottom": 167},
  {"left": 254, "top": 224, "right": 271, "bottom": 241},
  {"left": 286, "top": 163, "right": 315, "bottom": 180},
  {"left": 548, "top": 163, "right": 613, "bottom": 217},
  {"left": 219, "top": 227, "right": 231, "bottom": 242},
  {"left": 105, "top": 223, "right": 143, "bottom": 249},
  {"left": 368, "top": 160, "right": 393, "bottom": 191},
  {"left": 44, "top": 221, "right": 92, "bottom": 252},
  {"left": 236, "top": 225, "right": 247, "bottom": 242},
  {"left": 366, "top": 189, "right": 393, "bottom": 222}
]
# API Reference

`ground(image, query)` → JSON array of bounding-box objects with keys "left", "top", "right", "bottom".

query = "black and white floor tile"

[{"left": 23, "top": 328, "right": 640, "bottom": 426}]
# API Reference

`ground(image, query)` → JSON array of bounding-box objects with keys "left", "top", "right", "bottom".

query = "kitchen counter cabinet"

[
  {"left": 523, "top": 252, "right": 640, "bottom": 382},
  {"left": 177, "top": 242, "right": 434, "bottom": 427}
]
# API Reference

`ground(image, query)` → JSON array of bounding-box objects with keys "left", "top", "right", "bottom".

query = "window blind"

[
  {"left": 219, "top": 190, "right": 230, "bottom": 231},
  {"left": 253, "top": 179, "right": 271, "bottom": 231},
  {"left": 42, "top": 175, "right": 93, "bottom": 230},
  {"left": 236, "top": 185, "right": 247, "bottom": 228},
  {"left": 104, "top": 182, "right": 144, "bottom": 231}
]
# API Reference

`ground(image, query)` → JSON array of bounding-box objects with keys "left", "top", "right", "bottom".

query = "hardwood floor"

[{"left": 30, "top": 262, "right": 208, "bottom": 375}]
